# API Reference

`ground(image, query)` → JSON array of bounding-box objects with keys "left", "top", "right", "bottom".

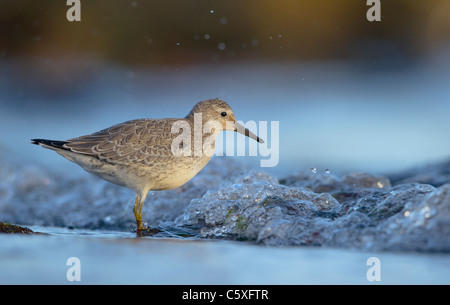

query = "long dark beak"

[{"left": 235, "top": 122, "right": 264, "bottom": 143}]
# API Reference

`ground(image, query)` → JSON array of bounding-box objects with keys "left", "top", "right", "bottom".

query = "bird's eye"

[{"left": 221, "top": 112, "right": 227, "bottom": 117}]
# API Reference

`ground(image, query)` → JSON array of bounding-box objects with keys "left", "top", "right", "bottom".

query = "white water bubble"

[{"left": 218, "top": 42, "right": 226, "bottom": 51}]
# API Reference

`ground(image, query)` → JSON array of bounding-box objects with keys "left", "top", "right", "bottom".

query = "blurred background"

[{"left": 1, "top": 0, "right": 449, "bottom": 176}]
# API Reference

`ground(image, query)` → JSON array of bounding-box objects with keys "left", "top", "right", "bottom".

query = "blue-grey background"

[{"left": 0, "top": 0, "right": 449, "bottom": 284}]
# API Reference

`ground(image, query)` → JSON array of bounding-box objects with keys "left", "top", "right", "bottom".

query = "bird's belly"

[
  {"left": 147, "top": 170, "right": 198, "bottom": 190},
  {"left": 139, "top": 156, "right": 212, "bottom": 190},
  {"left": 57, "top": 149, "right": 212, "bottom": 193}
]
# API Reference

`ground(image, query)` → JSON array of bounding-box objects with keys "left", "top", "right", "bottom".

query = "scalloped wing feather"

[{"left": 64, "top": 119, "right": 182, "bottom": 165}]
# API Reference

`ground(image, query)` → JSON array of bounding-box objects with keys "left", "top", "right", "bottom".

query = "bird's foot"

[{"left": 135, "top": 226, "right": 162, "bottom": 237}]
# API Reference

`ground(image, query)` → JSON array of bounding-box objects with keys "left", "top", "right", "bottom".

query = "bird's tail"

[{"left": 31, "top": 139, "right": 70, "bottom": 151}]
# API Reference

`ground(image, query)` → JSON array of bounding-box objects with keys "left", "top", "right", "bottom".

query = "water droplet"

[
  {"left": 210, "top": 10, "right": 214, "bottom": 13},
  {"left": 311, "top": 167, "right": 317, "bottom": 174},
  {"left": 278, "top": 34, "right": 283, "bottom": 38},
  {"left": 404, "top": 210, "right": 410, "bottom": 217},
  {"left": 204, "top": 34, "right": 210, "bottom": 40},
  {"left": 325, "top": 169, "right": 331, "bottom": 174},
  {"left": 251, "top": 39, "right": 259, "bottom": 47},
  {"left": 176, "top": 42, "right": 180, "bottom": 46},
  {"left": 131, "top": 1, "right": 137, "bottom": 7},
  {"left": 220, "top": 17, "right": 228, "bottom": 24},
  {"left": 218, "top": 42, "right": 226, "bottom": 51},
  {"left": 423, "top": 205, "right": 431, "bottom": 218}
]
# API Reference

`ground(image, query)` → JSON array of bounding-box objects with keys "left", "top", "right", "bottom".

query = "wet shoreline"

[
  {"left": 1, "top": 225, "right": 449, "bottom": 284},
  {"left": 1, "top": 157, "right": 449, "bottom": 252}
]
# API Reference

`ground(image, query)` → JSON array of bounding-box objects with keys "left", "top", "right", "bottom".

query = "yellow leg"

[{"left": 133, "top": 195, "right": 145, "bottom": 231}]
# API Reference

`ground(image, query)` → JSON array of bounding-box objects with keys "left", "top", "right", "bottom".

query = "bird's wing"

[{"left": 64, "top": 119, "right": 180, "bottom": 165}]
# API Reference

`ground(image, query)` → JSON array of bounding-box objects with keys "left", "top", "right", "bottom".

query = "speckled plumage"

[{"left": 31, "top": 98, "right": 263, "bottom": 233}]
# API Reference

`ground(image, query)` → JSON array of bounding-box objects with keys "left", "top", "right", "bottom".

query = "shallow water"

[{"left": 1, "top": 226, "right": 449, "bottom": 285}]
